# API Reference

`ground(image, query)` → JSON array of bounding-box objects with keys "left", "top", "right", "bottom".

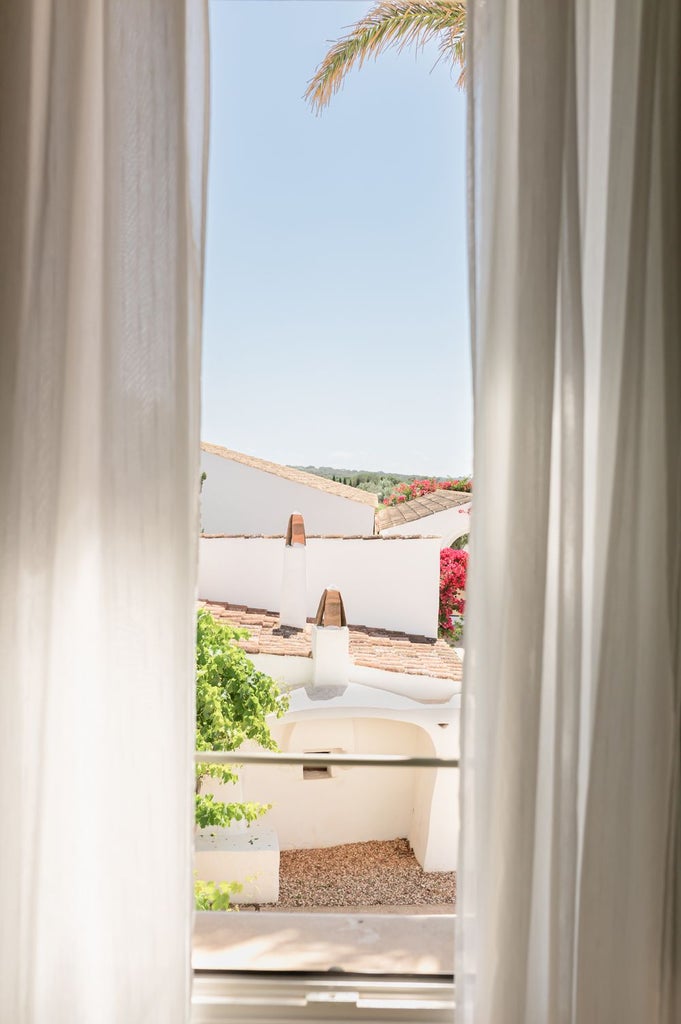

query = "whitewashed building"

[
  {"left": 201, "top": 441, "right": 377, "bottom": 536},
  {"left": 198, "top": 532, "right": 441, "bottom": 638},
  {"left": 196, "top": 513, "right": 462, "bottom": 904}
]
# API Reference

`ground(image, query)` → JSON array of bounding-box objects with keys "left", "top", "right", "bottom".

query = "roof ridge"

[{"left": 201, "top": 442, "right": 378, "bottom": 507}]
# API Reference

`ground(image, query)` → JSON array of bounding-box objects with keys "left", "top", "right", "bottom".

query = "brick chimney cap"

[
  {"left": 285, "top": 513, "right": 306, "bottom": 547},
  {"left": 314, "top": 588, "right": 347, "bottom": 628}
]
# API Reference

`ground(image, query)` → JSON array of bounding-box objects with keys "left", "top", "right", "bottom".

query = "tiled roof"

[
  {"left": 200, "top": 601, "right": 463, "bottom": 683},
  {"left": 377, "top": 490, "right": 471, "bottom": 531},
  {"left": 348, "top": 623, "right": 462, "bottom": 682},
  {"left": 201, "top": 442, "right": 378, "bottom": 508}
]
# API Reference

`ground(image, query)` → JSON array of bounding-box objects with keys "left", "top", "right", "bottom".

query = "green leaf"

[{"left": 195, "top": 609, "right": 289, "bottom": 828}]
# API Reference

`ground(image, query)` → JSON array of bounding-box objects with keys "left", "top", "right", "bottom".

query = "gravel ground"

[{"left": 252, "top": 838, "right": 456, "bottom": 909}]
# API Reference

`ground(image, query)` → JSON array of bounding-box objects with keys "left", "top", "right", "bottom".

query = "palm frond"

[
  {"left": 437, "top": 21, "right": 467, "bottom": 88},
  {"left": 305, "top": 0, "right": 466, "bottom": 114}
]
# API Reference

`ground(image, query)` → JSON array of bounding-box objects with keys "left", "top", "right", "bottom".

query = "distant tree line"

[
  {"left": 295, "top": 466, "right": 470, "bottom": 504},
  {"left": 331, "top": 472, "right": 406, "bottom": 502}
]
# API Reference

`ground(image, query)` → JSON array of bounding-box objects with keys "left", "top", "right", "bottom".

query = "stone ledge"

[{"left": 193, "top": 911, "right": 455, "bottom": 975}]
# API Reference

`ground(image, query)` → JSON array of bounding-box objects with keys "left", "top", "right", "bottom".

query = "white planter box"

[{"left": 195, "top": 825, "right": 280, "bottom": 904}]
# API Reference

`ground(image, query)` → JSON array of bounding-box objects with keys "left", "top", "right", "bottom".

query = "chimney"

[
  {"left": 279, "top": 513, "right": 307, "bottom": 629},
  {"left": 311, "top": 587, "right": 350, "bottom": 688}
]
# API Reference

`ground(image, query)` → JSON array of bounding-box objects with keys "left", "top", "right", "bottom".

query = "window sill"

[{"left": 193, "top": 909, "right": 454, "bottom": 975}]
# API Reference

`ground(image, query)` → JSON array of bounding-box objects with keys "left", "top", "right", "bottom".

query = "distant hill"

[{"left": 291, "top": 466, "right": 464, "bottom": 503}]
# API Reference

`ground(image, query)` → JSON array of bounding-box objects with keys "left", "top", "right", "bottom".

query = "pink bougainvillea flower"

[
  {"left": 383, "top": 476, "right": 473, "bottom": 507},
  {"left": 439, "top": 548, "right": 468, "bottom": 632}
]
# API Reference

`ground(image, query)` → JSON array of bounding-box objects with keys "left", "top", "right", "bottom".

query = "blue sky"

[{"left": 202, "top": 0, "right": 471, "bottom": 476}]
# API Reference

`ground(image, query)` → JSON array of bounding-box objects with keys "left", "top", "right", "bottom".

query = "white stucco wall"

[
  {"left": 240, "top": 718, "right": 456, "bottom": 860},
  {"left": 381, "top": 502, "right": 471, "bottom": 548},
  {"left": 199, "top": 535, "right": 440, "bottom": 637},
  {"left": 352, "top": 663, "right": 459, "bottom": 701},
  {"left": 203, "top": 695, "right": 460, "bottom": 873},
  {"left": 201, "top": 451, "right": 376, "bottom": 537},
  {"left": 250, "top": 652, "right": 313, "bottom": 689},
  {"left": 416, "top": 763, "right": 459, "bottom": 871},
  {"left": 244, "top": 655, "right": 462, "bottom": 704},
  {"left": 249, "top": 653, "right": 460, "bottom": 702}
]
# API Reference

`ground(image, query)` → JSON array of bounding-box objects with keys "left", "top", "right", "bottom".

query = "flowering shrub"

[
  {"left": 439, "top": 548, "right": 468, "bottom": 634},
  {"left": 383, "top": 477, "right": 472, "bottom": 506}
]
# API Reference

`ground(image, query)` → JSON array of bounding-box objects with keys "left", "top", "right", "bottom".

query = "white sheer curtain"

[
  {"left": 0, "top": 2, "right": 208, "bottom": 1021},
  {"left": 458, "top": 1, "right": 680, "bottom": 1022}
]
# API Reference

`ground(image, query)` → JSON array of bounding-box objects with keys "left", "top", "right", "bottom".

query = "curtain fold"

[
  {"left": 458, "top": 1, "right": 681, "bottom": 1022},
  {"left": 0, "top": 2, "right": 208, "bottom": 1021}
]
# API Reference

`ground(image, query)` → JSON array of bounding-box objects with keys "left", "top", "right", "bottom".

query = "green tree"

[
  {"left": 305, "top": 0, "right": 466, "bottom": 114},
  {"left": 195, "top": 608, "right": 289, "bottom": 829}
]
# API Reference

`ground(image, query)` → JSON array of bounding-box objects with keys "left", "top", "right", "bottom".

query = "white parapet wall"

[
  {"left": 194, "top": 825, "right": 280, "bottom": 904},
  {"left": 199, "top": 535, "right": 440, "bottom": 638}
]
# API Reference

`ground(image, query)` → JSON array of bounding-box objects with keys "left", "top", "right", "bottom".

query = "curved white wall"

[
  {"left": 201, "top": 451, "right": 375, "bottom": 536},
  {"left": 239, "top": 718, "right": 440, "bottom": 852},
  {"left": 202, "top": 700, "right": 460, "bottom": 872},
  {"left": 249, "top": 652, "right": 461, "bottom": 701}
]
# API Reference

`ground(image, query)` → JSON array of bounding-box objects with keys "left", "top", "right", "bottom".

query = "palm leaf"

[{"left": 305, "top": 0, "right": 466, "bottom": 114}]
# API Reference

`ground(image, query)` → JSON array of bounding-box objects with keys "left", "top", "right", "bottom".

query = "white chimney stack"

[
  {"left": 311, "top": 587, "right": 350, "bottom": 688},
  {"left": 279, "top": 512, "right": 308, "bottom": 630}
]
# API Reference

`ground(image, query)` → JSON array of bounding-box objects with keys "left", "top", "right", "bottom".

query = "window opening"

[
  {"left": 197, "top": 0, "right": 470, "bottom": 998},
  {"left": 303, "top": 751, "right": 332, "bottom": 780}
]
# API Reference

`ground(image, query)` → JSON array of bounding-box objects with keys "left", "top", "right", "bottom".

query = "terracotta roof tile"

[
  {"left": 201, "top": 442, "right": 378, "bottom": 508},
  {"left": 377, "top": 489, "right": 471, "bottom": 531},
  {"left": 199, "top": 601, "right": 462, "bottom": 683}
]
